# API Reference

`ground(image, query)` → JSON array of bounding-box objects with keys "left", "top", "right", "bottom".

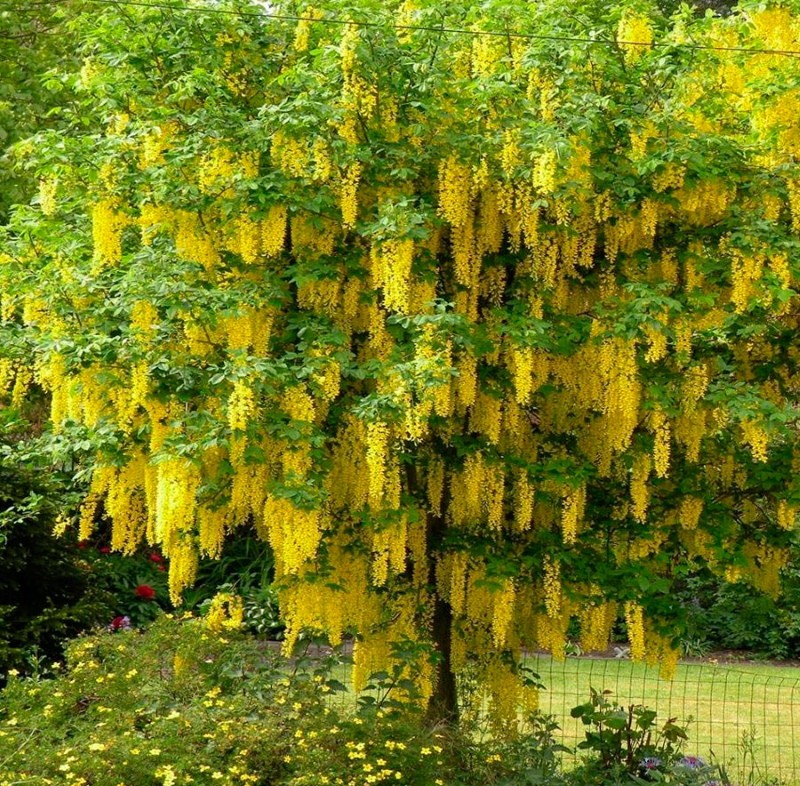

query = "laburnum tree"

[{"left": 2, "top": 0, "right": 799, "bottom": 725}]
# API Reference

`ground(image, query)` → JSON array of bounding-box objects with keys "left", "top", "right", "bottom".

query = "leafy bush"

[
  {"left": 0, "top": 407, "right": 180, "bottom": 675},
  {"left": 0, "top": 610, "right": 738, "bottom": 786},
  {"left": 0, "top": 614, "right": 485, "bottom": 786},
  {"left": 562, "top": 689, "right": 735, "bottom": 786},
  {"left": 570, "top": 689, "right": 688, "bottom": 776},
  {"left": 185, "top": 534, "right": 284, "bottom": 639},
  {"left": 677, "top": 569, "right": 800, "bottom": 660},
  {"left": 0, "top": 417, "right": 112, "bottom": 676}
]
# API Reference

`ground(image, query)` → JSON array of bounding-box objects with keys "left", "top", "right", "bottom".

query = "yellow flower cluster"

[
  {"left": 778, "top": 500, "right": 798, "bottom": 531},
  {"left": 543, "top": 556, "right": 560, "bottom": 619},
  {"left": 204, "top": 592, "right": 244, "bottom": 632},
  {"left": 630, "top": 454, "right": 651, "bottom": 523},
  {"left": 490, "top": 579, "right": 516, "bottom": 647},
  {"left": 624, "top": 602, "right": 646, "bottom": 661},
  {"left": 91, "top": 199, "right": 126, "bottom": 268},
  {"left": 262, "top": 205, "right": 287, "bottom": 257},
  {"left": 12, "top": 3, "right": 800, "bottom": 718},
  {"left": 366, "top": 421, "right": 390, "bottom": 509},
  {"left": 580, "top": 601, "right": 617, "bottom": 653},
  {"left": 39, "top": 177, "right": 57, "bottom": 215},
  {"left": 264, "top": 494, "right": 323, "bottom": 574},
  {"left": 340, "top": 162, "right": 362, "bottom": 228},
  {"left": 650, "top": 407, "right": 671, "bottom": 478},
  {"left": 228, "top": 380, "right": 255, "bottom": 434},
  {"left": 741, "top": 418, "right": 769, "bottom": 463},
  {"left": 617, "top": 11, "right": 653, "bottom": 63},
  {"left": 561, "top": 483, "right": 585, "bottom": 545}
]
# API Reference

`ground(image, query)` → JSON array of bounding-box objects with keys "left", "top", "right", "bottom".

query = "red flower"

[
  {"left": 149, "top": 552, "right": 163, "bottom": 564},
  {"left": 98, "top": 546, "right": 111, "bottom": 554},
  {"left": 109, "top": 615, "right": 131, "bottom": 631},
  {"left": 77, "top": 540, "right": 89, "bottom": 549},
  {"left": 134, "top": 584, "right": 156, "bottom": 600}
]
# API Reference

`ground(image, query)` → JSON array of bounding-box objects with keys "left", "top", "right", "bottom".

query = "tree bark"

[
  {"left": 426, "top": 590, "right": 459, "bottom": 725},
  {"left": 404, "top": 460, "right": 459, "bottom": 724}
]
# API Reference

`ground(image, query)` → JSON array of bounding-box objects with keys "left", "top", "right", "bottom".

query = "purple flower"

[
  {"left": 640, "top": 757, "right": 663, "bottom": 771},
  {"left": 679, "top": 756, "right": 706, "bottom": 770}
]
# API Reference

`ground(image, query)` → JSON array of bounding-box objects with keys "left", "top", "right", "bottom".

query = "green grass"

[{"left": 527, "top": 654, "right": 800, "bottom": 783}]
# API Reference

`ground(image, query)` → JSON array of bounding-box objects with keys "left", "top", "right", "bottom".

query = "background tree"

[
  {"left": 0, "top": 0, "right": 87, "bottom": 223},
  {"left": 1, "top": 0, "right": 799, "bottom": 724}
]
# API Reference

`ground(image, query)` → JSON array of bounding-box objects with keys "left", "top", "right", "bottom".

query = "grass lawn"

[{"left": 527, "top": 654, "right": 800, "bottom": 784}]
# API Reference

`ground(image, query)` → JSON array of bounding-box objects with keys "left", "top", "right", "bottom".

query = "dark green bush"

[
  {"left": 677, "top": 567, "right": 800, "bottom": 660},
  {"left": 0, "top": 420, "right": 114, "bottom": 675}
]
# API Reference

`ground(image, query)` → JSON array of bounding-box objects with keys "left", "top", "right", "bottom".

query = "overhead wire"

[{"left": 3, "top": 0, "right": 800, "bottom": 57}]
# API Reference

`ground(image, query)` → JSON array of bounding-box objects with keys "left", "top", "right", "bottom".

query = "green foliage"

[
  {"left": 185, "top": 535, "right": 285, "bottom": 638},
  {"left": 0, "top": 415, "right": 113, "bottom": 675},
  {"left": 0, "top": 615, "right": 539, "bottom": 786},
  {"left": 677, "top": 562, "right": 800, "bottom": 660},
  {"left": 482, "top": 714, "right": 571, "bottom": 786},
  {"left": 570, "top": 689, "right": 689, "bottom": 776},
  {"left": 0, "top": 613, "right": 753, "bottom": 786},
  {"left": 74, "top": 543, "right": 170, "bottom": 627},
  {"left": 0, "top": 1, "right": 86, "bottom": 221}
]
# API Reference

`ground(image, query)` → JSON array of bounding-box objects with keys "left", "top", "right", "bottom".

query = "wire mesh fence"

[
  {"left": 318, "top": 646, "right": 800, "bottom": 783},
  {"left": 527, "top": 655, "right": 800, "bottom": 784}
]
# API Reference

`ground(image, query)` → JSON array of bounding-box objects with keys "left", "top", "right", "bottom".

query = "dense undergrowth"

[{"left": 0, "top": 613, "right": 737, "bottom": 786}]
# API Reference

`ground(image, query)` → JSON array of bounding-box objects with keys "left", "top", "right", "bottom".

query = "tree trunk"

[
  {"left": 426, "top": 590, "right": 459, "bottom": 724},
  {"left": 405, "top": 460, "right": 459, "bottom": 724}
]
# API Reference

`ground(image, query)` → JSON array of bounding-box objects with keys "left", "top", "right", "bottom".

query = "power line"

[{"left": 5, "top": 0, "right": 800, "bottom": 58}]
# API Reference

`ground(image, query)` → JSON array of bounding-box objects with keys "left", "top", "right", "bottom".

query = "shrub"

[
  {"left": 0, "top": 614, "right": 492, "bottom": 786},
  {"left": 677, "top": 569, "right": 800, "bottom": 661},
  {"left": 72, "top": 542, "right": 171, "bottom": 628},
  {"left": 562, "top": 690, "right": 732, "bottom": 786},
  {"left": 184, "top": 534, "right": 284, "bottom": 640},
  {"left": 0, "top": 416, "right": 114, "bottom": 676}
]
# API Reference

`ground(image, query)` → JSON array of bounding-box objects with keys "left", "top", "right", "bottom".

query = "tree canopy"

[{"left": 1, "top": 0, "right": 799, "bottom": 724}]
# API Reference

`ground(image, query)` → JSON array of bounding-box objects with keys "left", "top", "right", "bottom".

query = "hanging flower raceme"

[{"left": 3, "top": 0, "right": 799, "bottom": 727}]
